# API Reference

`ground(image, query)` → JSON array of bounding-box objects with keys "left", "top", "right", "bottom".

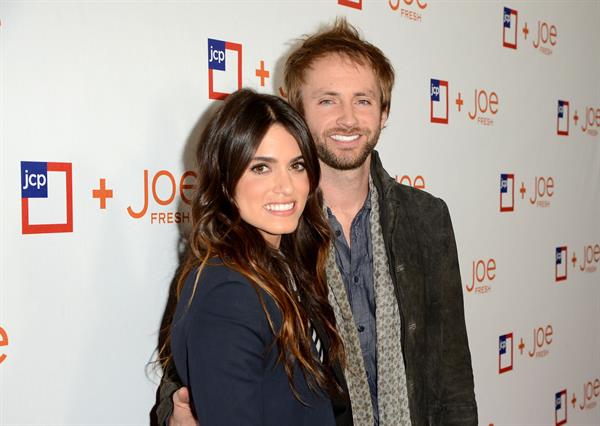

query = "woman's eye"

[
  {"left": 291, "top": 162, "right": 306, "bottom": 171},
  {"left": 251, "top": 164, "right": 269, "bottom": 174}
]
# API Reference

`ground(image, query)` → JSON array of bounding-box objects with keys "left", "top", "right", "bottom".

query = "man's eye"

[
  {"left": 357, "top": 99, "right": 372, "bottom": 105},
  {"left": 319, "top": 99, "right": 334, "bottom": 105}
]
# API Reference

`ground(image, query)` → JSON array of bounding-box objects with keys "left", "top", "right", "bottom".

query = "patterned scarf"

[{"left": 325, "top": 178, "right": 411, "bottom": 426}]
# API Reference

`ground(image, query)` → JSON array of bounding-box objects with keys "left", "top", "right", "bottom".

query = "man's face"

[{"left": 300, "top": 54, "right": 388, "bottom": 171}]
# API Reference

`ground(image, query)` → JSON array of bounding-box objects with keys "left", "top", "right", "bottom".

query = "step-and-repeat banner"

[{"left": 1, "top": 1, "right": 599, "bottom": 425}]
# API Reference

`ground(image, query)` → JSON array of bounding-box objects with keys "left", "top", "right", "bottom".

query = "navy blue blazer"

[{"left": 171, "top": 262, "right": 336, "bottom": 426}]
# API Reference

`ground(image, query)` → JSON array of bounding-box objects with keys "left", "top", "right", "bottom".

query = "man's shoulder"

[
  {"left": 370, "top": 150, "right": 446, "bottom": 214},
  {"left": 381, "top": 176, "right": 446, "bottom": 216}
]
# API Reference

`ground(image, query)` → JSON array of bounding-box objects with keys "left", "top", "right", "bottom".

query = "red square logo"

[{"left": 21, "top": 162, "right": 73, "bottom": 234}]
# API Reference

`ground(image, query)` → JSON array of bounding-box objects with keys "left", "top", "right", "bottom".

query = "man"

[{"left": 156, "top": 18, "right": 477, "bottom": 426}]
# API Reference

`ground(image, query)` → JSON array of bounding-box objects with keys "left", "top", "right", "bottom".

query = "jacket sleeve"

[
  {"left": 155, "top": 361, "right": 183, "bottom": 426},
  {"left": 437, "top": 199, "right": 478, "bottom": 425},
  {"left": 184, "top": 279, "right": 270, "bottom": 426}
]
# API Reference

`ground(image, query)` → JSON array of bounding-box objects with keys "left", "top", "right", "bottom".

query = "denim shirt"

[{"left": 327, "top": 193, "right": 379, "bottom": 425}]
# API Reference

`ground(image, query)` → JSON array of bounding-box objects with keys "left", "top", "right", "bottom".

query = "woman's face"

[{"left": 234, "top": 124, "right": 310, "bottom": 248}]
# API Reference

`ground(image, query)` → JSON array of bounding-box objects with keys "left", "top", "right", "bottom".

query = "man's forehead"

[
  {"left": 307, "top": 52, "right": 368, "bottom": 72},
  {"left": 301, "top": 54, "right": 380, "bottom": 95}
]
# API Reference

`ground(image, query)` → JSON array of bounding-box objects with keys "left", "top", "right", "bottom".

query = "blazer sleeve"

[
  {"left": 437, "top": 199, "right": 478, "bottom": 425},
  {"left": 183, "top": 278, "right": 272, "bottom": 426}
]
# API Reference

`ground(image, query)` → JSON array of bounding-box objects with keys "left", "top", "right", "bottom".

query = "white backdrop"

[{"left": 1, "top": 1, "right": 599, "bottom": 425}]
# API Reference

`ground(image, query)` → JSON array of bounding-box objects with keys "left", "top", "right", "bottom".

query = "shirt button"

[
  {"left": 335, "top": 230, "right": 341, "bottom": 237},
  {"left": 357, "top": 325, "right": 365, "bottom": 332},
  {"left": 353, "top": 276, "right": 359, "bottom": 283}
]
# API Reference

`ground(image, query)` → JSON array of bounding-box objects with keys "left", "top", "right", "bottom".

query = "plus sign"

[
  {"left": 93, "top": 178, "right": 113, "bottom": 209},
  {"left": 455, "top": 92, "right": 463, "bottom": 112},
  {"left": 571, "top": 393, "right": 577, "bottom": 408},
  {"left": 573, "top": 110, "right": 579, "bottom": 125},
  {"left": 255, "top": 60, "right": 270, "bottom": 87},
  {"left": 519, "top": 182, "right": 527, "bottom": 199},
  {"left": 518, "top": 337, "right": 525, "bottom": 355},
  {"left": 572, "top": 252, "right": 577, "bottom": 267},
  {"left": 522, "top": 22, "right": 529, "bottom": 39}
]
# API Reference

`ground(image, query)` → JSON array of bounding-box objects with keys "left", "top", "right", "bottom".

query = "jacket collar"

[{"left": 368, "top": 148, "right": 423, "bottom": 303}]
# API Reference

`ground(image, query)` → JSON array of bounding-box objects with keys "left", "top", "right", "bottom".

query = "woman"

[{"left": 167, "top": 89, "right": 346, "bottom": 425}]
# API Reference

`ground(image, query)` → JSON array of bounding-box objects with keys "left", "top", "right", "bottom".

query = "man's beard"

[{"left": 314, "top": 127, "right": 381, "bottom": 171}]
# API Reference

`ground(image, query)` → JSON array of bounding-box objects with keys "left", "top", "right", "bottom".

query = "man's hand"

[{"left": 168, "top": 387, "right": 198, "bottom": 426}]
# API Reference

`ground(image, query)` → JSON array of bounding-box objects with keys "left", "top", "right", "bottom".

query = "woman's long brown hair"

[{"left": 160, "top": 88, "right": 344, "bottom": 398}]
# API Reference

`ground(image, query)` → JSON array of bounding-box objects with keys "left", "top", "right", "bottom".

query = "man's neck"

[{"left": 320, "top": 155, "right": 371, "bottom": 243}]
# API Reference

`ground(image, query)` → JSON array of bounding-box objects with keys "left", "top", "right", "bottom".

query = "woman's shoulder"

[
  {"left": 180, "top": 259, "right": 254, "bottom": 304},
  {"left": 173, "top": 258, "right": 278, "bottom": 341},
  {"left": 178, "top": 258, "right": 282, "bottom": 321},
  {"left": 189, "top": 258, "right": 247, "bottom": 284}
]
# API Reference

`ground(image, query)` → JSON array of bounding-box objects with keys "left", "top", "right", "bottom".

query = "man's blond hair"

[{"left": 284, "top": 17, "right": 395, "bottom": 115}]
